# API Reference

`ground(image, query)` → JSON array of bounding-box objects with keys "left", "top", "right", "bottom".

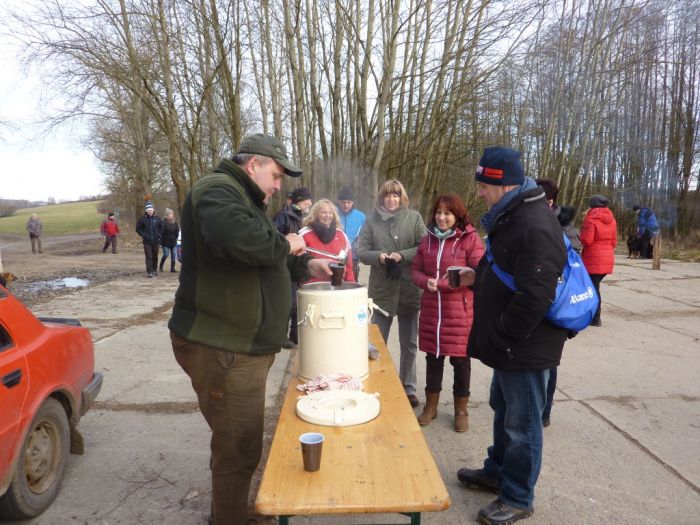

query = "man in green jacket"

[{"left": 168, "top": 133, "right": 331, "bottom": 525}]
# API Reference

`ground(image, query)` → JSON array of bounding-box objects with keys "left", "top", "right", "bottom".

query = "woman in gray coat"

[{"left": 357, "top": 179, "right": 426, "bottom": 407}]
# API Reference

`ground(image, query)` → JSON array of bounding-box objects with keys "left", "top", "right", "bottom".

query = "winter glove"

[{"left": 385, "top": 259, "right": 402, "bottom": 280}]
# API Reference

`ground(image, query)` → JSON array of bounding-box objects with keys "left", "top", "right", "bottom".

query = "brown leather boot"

[
  {"left": 454, "top": 395, "right": 469, "bottom": 432},
  {"left": 417, "top": 391, "right": 440, "bottom": 426}
]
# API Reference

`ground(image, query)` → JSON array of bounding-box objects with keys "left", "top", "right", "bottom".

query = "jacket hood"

[
  {"left": 556, "top": 205, "right": 578, "bottom": 227},
  {"left": 586, "top": 206, "right": 615, "bottom": 224}
]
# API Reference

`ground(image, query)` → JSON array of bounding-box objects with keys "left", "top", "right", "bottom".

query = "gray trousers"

[
  {"left": 372, "top": 309, "right": 419, "bottom": 396},
  {"left": 30, "top": 234, "right": 42, "bottom": 253}
]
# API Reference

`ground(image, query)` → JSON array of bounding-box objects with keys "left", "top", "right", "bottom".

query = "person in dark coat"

[
  {"left": 457, "top": 147, "right": 567, "bottom": 525},
  {"left": 135, "top": 202, "right": 165, "bottom": 278},
  {"left": 411, "top": 193, "right": 484, "bottom": 431},
  {"left": 273, "top": 186, "right": 313, "bottom": 348},
  {"left": 168, "top": 133, "right": 331, "bottom": 525},
  {"left": 535, "top": 179, "right": 581, "bottom": 427},
  {"left": 159, "top": 208, "right": 180, "bottom": 273},
  {"left": 273, "top": 186, "right": 312, "bottom": 235},
  {"left": 581, "top": 195, "right": 617, "bottom": 327}
]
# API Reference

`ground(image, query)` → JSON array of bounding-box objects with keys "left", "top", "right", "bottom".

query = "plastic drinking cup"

[
  {"left": 329, "top": 263, "right": 345, "bottom": 287},
  {"left": 299, "top": 432, "right": 324, "bottom": 472},
  {"left": 447, "top": 267, "right": 462, "bottom": 288}
]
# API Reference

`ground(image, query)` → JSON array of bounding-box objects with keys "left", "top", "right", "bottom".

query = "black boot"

[{"left": 159, "top": 260, "right": 165, "bottom": 272}]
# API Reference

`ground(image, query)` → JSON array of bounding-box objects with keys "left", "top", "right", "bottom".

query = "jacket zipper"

[{"left": 435, "top": 237, "right": 446, "bottom": 357}]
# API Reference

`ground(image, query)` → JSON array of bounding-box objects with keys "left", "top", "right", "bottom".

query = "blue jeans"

[
  {"left": 482, "top": 368, "right": 549, "bottom": 510},
  {"left": 542, "top": 366, "right": 557, "bottom": 420},
  {"left": 160, "top": 245, "right": 177, "bottom": 270}
]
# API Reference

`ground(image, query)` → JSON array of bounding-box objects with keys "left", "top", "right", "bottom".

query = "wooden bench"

[{"left": 255, "top": 324, "right": 450, "bottom": 524}]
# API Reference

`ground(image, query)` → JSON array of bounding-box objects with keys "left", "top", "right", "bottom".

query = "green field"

[{"left": 0, "top": 200, "right": 105, "bottom": 235}]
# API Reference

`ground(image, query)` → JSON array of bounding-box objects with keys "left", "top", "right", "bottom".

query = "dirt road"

[
  {"left": 1, "top": 235, "right": 699, "bottom": 524},
  {"left": 0, "top": 233, "right": 150, "bottom": 305}
]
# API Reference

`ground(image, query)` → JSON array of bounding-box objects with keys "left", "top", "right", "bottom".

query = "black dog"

[{"left": 627, "top": 234, "right": 641, "bottom": 259}]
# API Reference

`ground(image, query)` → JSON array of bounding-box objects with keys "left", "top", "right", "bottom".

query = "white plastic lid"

[{"left": 296, "top": 390, "right": 381, "bottom": 427}]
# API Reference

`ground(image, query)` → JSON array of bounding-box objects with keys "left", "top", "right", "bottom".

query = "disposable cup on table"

[{"left": 299, "top": 432, "right": 324, "bottom": 472}]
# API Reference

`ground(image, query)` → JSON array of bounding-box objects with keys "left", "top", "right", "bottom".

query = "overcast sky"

[{"left": 0, "top": 28, "right": 104, "bottom": 203}]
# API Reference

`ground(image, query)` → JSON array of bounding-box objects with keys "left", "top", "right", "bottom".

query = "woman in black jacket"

[{"left": 159, "top": 208, "right": 180, "bottom": 273}]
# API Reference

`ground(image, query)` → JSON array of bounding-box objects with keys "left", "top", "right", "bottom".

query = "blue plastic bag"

[{"left": 485, "top": 235, "right": 599, "bottom": 332}]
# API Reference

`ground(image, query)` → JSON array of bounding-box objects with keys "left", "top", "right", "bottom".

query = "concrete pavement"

[{"left": 6, "top": 255, "right": 699, "bottom": 524}]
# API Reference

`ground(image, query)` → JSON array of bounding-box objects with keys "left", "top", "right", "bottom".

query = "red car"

[{"left": 0, "top": 284, "right": 102, "bottom": 519}]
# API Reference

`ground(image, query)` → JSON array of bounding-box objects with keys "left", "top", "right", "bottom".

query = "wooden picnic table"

[{"left": 255, "top": 324, "right": 450, "bottom": 524}]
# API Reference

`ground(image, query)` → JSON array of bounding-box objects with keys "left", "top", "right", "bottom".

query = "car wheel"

[{"left": 0, "top": 398, "right": 70, "bottom": 520}]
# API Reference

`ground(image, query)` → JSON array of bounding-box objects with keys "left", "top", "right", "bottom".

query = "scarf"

[
  {"left": 480, "top": 177, "right": 537, "bottom": 233},
  {"left": 311, "top": 219, "right": 337, "bottom": 244},
  {"left": 432, "top": 227, "right": 453, "bottom": 240}
]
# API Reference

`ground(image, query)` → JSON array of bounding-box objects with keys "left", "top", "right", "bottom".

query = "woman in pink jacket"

[
  {"left": 580, "top": 195, "right": 617, "bottom": 327},
  {"left": 411, "top": 194, "right": 484, "bottom": 432}
]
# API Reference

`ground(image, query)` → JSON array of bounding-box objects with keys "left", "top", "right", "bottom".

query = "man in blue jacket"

[
  {"left": 632, "top": 205, "right": 659, "bottom": 259},
  {"left": 457, "top": 147, "right": 567, "bottom": 525},
  {"left": 337, "top": 186, "right": 366, "bottom": 279}
]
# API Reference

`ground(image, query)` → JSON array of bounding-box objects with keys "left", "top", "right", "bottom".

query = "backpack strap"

[
  {"left": 485, "top": 238, "right": 516, "bottom": 291},
  {"left": 485, "top": 234, "right": 569, "bottom": 292}
]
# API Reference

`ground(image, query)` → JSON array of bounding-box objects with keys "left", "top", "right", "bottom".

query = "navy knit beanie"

[{"left": 475, "top": 147, "right": 525, "bottom": 186}]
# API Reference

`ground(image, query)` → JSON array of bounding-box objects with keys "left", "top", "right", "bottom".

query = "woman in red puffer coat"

[
  {"left": 580, "top": 194, "right": 617, "bottom": 327},
  {"left": 411, "top": 193, "right": 484, "bottom": 432}
]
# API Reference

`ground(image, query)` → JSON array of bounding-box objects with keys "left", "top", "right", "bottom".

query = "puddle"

[{"left": 27, "top": 277, "right": 90, "bottom": 293}]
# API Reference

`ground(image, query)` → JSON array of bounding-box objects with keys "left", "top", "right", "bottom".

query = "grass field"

[{"left": 0, "top": 200, "right": 106, "bottom": 235}]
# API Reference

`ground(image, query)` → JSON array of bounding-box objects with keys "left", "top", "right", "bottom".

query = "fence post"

[{"left": 652, "top": 233, "right": 661, "bottom": 270}]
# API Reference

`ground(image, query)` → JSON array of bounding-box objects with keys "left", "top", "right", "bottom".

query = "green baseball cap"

[{"left": 237, "top": 133, "right": 302, "bottom": 177}]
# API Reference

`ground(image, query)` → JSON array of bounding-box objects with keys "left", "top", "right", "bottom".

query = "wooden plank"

[{"left": 255, "top": 324, "right": 450, "bottom": 516}]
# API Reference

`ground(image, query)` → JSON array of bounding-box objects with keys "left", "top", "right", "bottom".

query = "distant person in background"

[
  {"left": 535, "top": 179, "right": 581, "bottom": 428},
  {"left": 581, "top": 195, "right": 617, "bottom": 327},
  {"left": 274, "top": 186, "right": 312, "bottom": 235},
  {"left": 411, "top": 193, "right": 483, "bottom": 432},
  {"left": 632, "top": 205, "right": 659, "bottom": 259},
  {"left": 357, "top": 179, "right": 426, "bottom": 408},
  {"left": 337, "top": 187, "right": 366, "bottom": 280},
  {"left": 299, "top": 199, "right": 355, "bottom": 284},
  {"left": 100, "top": 212, "right": 120, "bottom": 254},
  {"left": 26, "top": 213, "right": 43, "bottom": 254},
  {"left": 535, "top": 179, "right": 582, "bottom": 253},
  {"left": 159, "top": 208, "right": 180, "bottom": 273},
  {"left": 136, "top": 202, "right": 165, "bottom": 278},
  {"left": 274, "top": 186, "right": 313, "bottom": 349}
]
